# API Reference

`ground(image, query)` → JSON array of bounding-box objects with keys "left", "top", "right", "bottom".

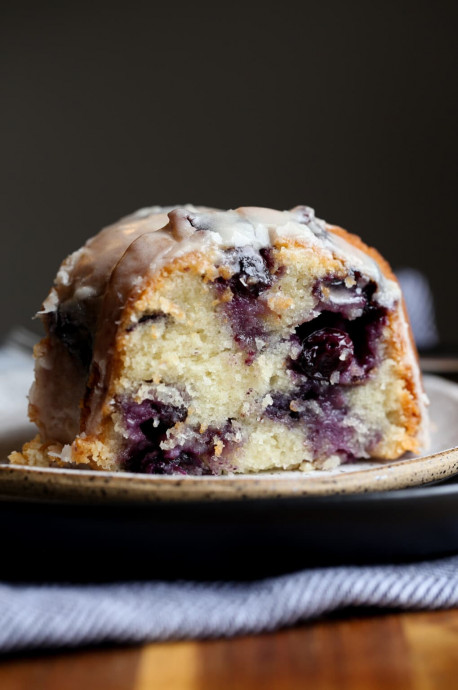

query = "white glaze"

[{"left": 43, "top": 204, "right": 400, "bottom": 318}]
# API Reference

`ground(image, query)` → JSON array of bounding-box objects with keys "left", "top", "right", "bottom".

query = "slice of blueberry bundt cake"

[{"left": 10, "top": 205, "right": 428, "bottom": 474}]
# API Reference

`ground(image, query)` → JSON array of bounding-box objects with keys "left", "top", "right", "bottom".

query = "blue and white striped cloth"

[{"left": 1, "top": 556, "right": 458, "bottom": 652}]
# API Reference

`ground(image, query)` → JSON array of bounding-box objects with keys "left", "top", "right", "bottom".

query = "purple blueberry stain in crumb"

[
  {"left": 127, "top": 448, "right": 210, "bottom": 476},
  {"left": 302, "top": 390, "right": 359, "bottom": 462},
  {"left": 264, "top": 391, "right": 301, "bottom": 423},
  {"left": 119, "top": 397, "right": 233, "bottom": 475},
  {"left": 260, "top": 247, "right": 286, "bottom": 279},
  {"left": 223, "top": 296, "right": 269, "bottom": 365},
  {"left": 123, "top": 398, "right": 187, "bottom": 446},
  {"left": 265, "top": 382, "right": 371, "bottom": 463},
  {"left": 265, "top": 272, "right": 390, "bottom": 462},
  {"left": 212, "top": 247, "right": 277, "bottom": 363}
]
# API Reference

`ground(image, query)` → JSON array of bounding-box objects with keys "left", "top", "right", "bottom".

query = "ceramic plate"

[
  {"left": 1, "top": 373, "right": 458, "bottom": 503},
  {"left": 2, "top": 369, "right": 458, "bottom": 579}
]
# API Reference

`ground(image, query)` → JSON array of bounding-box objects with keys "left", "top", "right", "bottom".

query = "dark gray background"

[{"left": 1, "top": 1, "right": 457, "bottom": 342}]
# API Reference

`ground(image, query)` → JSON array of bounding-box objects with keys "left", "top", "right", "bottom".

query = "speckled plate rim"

[
  {"left": 1, "top": 374, "right": 458, "bottom": 503},
  {"left": 0, "top": 446, "right": 458, "bottom": 503}
]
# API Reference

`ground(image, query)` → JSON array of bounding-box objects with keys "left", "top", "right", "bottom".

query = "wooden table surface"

[{"left": 1, "top": 609, "right": 458, "bottom": 689}]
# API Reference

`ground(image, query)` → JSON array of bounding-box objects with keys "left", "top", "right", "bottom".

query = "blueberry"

[
  {"left": 120, "top": 396, "right": 232, "bottom": 475},
  {"left": 212, "top": 248, "right": 274, "bottom": 361},
  {"left": 298, "top": 327, "right": 354, "bottom": 381},
  {"left": 219, "top": 247, "right": 273, "bottom": 298},
  {"left": 122, "top": 399, "right": 187, "bottom": 447}
]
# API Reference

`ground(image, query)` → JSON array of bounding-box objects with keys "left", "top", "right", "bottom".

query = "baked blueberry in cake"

[{"left": 10, "top": 205, "right": 429, "bottom": 474}]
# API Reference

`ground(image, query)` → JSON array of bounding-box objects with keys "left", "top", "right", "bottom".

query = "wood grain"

[
  {"left": 1, "top": 610, "right": 458, "bottom": 690},
  {"left": 0, "top": 646, "right": 141, "bottom": 690}
]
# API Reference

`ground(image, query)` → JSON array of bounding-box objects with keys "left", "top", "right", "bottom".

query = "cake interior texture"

[{"left": 10, "top": 205, "right": 428, "bottom": 474}]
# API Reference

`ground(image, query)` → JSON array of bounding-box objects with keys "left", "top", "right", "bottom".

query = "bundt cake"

[{"left": 10, "top": 204, "right": 429, "bottom": 474}]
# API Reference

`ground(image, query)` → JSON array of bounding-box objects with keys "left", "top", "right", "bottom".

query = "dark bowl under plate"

[{"left": 2, "top": 476, "right": 458, "bottom": 583}]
